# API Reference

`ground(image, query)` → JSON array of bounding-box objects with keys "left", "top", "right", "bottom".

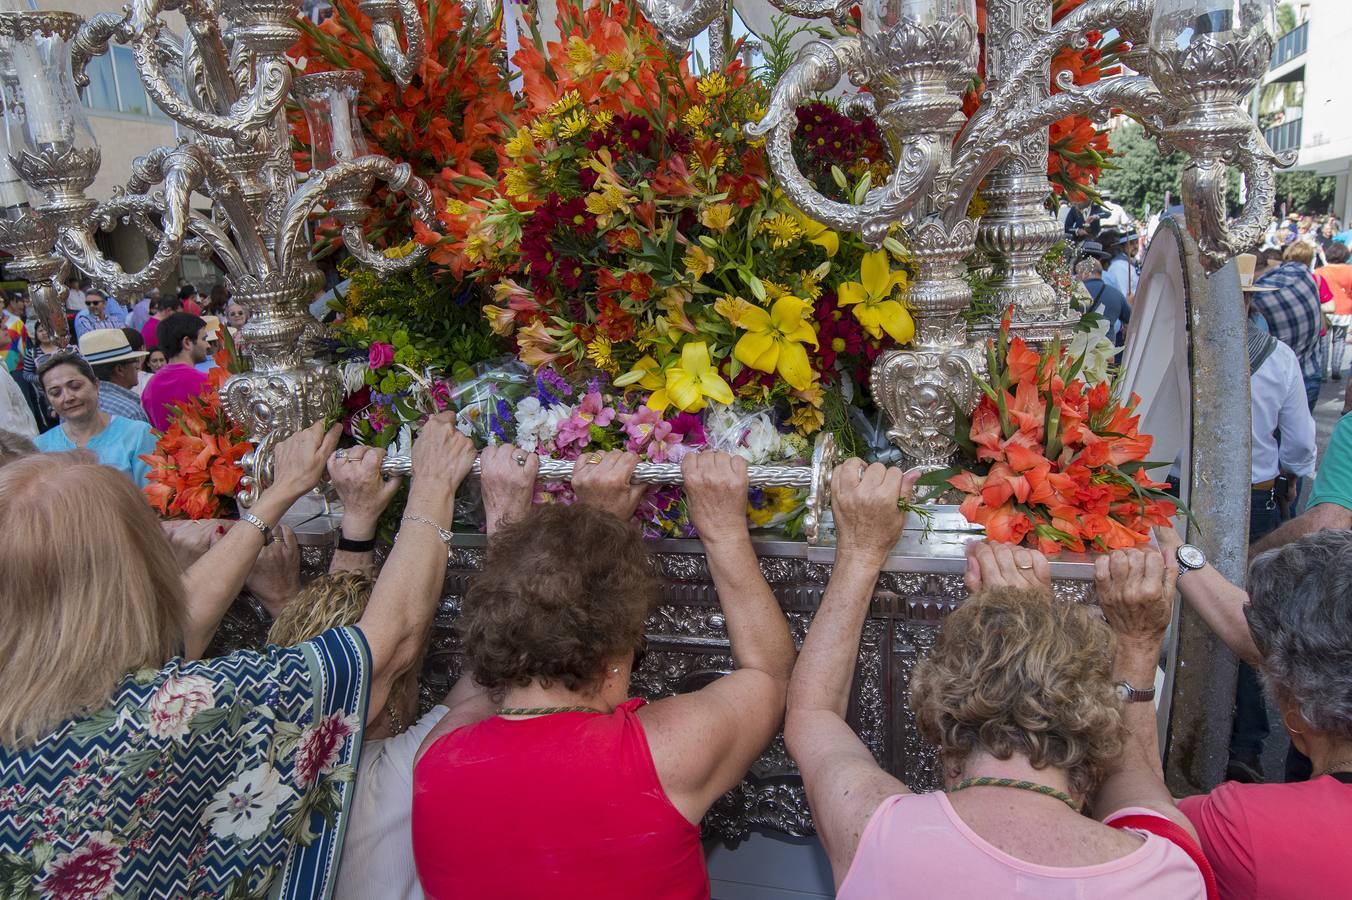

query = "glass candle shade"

[
  {"left": 0, "top": 12, "right": 95, "bottom": 158},
  {"left": 293, "top": 70, "right": 368, "bottom": 170},
  {"left": 861, "top": 0, "right": 977, "bottom": 38},
  {"left": 1150, "top": 0, "right": 1276, "bottom": 53}
]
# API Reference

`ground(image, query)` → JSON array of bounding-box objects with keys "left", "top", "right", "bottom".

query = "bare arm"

[
  {"left": 356, "top": 414, "right": 475, "bottom": 727},
  {"left": 328, "top": 445, "right": 403, "bottom": 574},
  {"left": 785, "top": 461, "right": 919, "bottom": 887},
  {"left": 1090, "top": 549, "right": 1198, "bottom": 838},
  {"left": 180, "top": 422, "right": 339, "bottom": 658},
  {"left": 640, "top": 453, "right": 796, "bottom": 824},
  {"left": 1155, "top": 527, "right": 1261, "bottom": 665},
  {"left": 1249, "top": 503, "right": 1352, "bottom": 558}
]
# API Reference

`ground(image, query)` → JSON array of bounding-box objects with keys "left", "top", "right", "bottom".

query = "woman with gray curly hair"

[
  {"left": 1158, "top": 527, "right": 1352, "bottom": 899},
  {"left": 788, "top": 461, "right": 1208, "bottom": 897}
]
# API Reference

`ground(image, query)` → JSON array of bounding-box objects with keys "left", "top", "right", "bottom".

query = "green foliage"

[
  {"left": 1098, "top": 124, "right": 1189, "bottom": 217},
  {"left": 754, "top": 15, "right": 835, "bottom": 88},
  {"left": 1275, "top": 170, "right": 1337, "bottom": 215},
  {"left": 333, "top": 260, "right": 505, "bottom": 385},
  {"left": 1276, "top": 2, "right": 1297, "bottom": 36}
]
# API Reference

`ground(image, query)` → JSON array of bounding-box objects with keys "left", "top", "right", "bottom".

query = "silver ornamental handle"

[
  {"left": 241, "top": 434, "right": 841, "bottom": 543},
  {"left": 378, "top": 455, "right": 815, "bottom": 489}
]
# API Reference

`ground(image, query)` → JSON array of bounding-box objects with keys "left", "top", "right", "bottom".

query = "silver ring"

[
  {"left": 514, "top": 452, "right": 527, "bottom": 467},
  {"left": 1015, "top": 562, "right": 1035, "bottom": 570},
  {"left": 334, "top": 449, "right": 347, "bottom": 459}
]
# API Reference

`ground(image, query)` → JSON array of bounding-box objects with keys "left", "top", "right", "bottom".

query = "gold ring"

[
  {"left": 1015, "top": 562, "right": 1035, "bottom": 570},
  {"left": 587, "top": 452, "right": 603, "bottom": 465}
]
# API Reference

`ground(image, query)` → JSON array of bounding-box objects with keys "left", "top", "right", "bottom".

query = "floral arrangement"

[
  {"left": 291, "top": 0, "right": 516, "bottom": 277},
  {"left": 141, "top": 346, "right": 252, "bottom": 520},
  {"left": 967, "top": 0, "right": 1129, "bottom": 200},
  {"left": 921, "top": 317, "right": 1178, "bottom": 554},
  {"left": 326, "top": 260, "right": 505, "bottom": 446},
  {"left": 449, "top": 0, "right": 915, "bottom": 438},
  {"left": 449, "top": 363, "right": 810, "bottom": 537}
]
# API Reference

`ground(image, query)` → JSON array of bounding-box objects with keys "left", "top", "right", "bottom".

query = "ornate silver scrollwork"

[
  {"left": 359, "top": 0, "right": 427, "bottom": 87},
  {"left": 870, "top": 217, "right": 982, "bottom": 468}
]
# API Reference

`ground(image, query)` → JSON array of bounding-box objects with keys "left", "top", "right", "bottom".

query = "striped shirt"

[
  {"left": 98, "top": 379, "right": 150, "bottom": 423},
  {"left": 1252, "top": 262, "right": 1326, "bottom": 382}
]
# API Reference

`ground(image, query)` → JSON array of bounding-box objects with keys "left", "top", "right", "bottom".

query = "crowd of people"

[
  {"left": 0, "top": 400, "right": 1349, "bottom": 897},
  {"left": 0, "top": 279, "right": 246, "bottom": 482}
]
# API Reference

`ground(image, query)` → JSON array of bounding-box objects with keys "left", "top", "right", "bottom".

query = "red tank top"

[{"left": 412, "top": 697, "right": 708, "bottom": 900}]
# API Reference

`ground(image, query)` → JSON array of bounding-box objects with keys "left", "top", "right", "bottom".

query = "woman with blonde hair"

[
  {"left": 0, "top": 414, "right": 475, "bottom": 898},
  {"left": 266, "top": 445, "right": 493, "bottom": 900},
  {"left": 787, "top": 460, "right": 1209, "bottom": 897}
]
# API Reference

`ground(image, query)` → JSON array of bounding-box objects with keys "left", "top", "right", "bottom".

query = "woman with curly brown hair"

[
  {"left": 411, "top": 447, "right": 796, "bottom": 900},
  {"left": 786, "top": 459, "right": 1208, "bottom": 898}
]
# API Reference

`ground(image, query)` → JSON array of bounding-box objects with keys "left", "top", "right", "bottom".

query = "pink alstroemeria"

[
  {"left": 621, "top": 406, "right": 681, "bottom": 461},
  {"left": 555, "top": 391, "right": 616, "bottom": 449}
]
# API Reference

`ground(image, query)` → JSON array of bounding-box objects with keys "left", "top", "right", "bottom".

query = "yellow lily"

[
  {"left": 647, "top": 342, "right": 734, "bottom": 413},
  {"left": 837, "top": 250, "right": 915, "bottom": 344},
  {"left": 793, "top": 209, "right": 839, "bottom": 257},
  {"left": 733, "top": 295, "right": 819, "bottom": 392},
  {"left": 614, "top": 354, "right": 666, "bottom": 391}
]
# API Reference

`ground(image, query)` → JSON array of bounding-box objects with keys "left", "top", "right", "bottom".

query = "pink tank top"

[
  {"left": 837, "top": 793, "right": 1207, "bottom": 899},
  {"left": 411, "top": 697, "right": 708, "bottom": 900}
]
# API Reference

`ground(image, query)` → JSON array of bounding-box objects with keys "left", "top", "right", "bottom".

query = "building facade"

[
  {"left": 23, "top": 0, "right": 220, "bottom": 288},
  {"left": 1261, "top": 0, "right": 1352, "bottom": 221}
]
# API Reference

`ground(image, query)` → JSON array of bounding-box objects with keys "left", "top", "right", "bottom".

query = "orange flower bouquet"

[
  {"left": 140, "top": 347, "right": 252, "bottom": 520},
  {"left": 920, "top": 318, "right": 1179, "bottom": 555}
]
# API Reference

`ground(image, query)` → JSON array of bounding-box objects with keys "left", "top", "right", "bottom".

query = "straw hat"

[
  {"left": 77, "top": 328, "right": 148, "bottom": 365},
  {"left": 1237, "top": 253, "right": 1278, "bottom": 293}
]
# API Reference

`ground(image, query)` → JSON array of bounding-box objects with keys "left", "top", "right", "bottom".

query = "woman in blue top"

[
  {"left": 0, "top": 415, "right": 475, "bottom": 899},
  {"left": 33, "top": 350, "right": 157, "bottom": 486}
]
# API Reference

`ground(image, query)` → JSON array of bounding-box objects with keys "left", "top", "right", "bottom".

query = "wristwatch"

[
  {"left": 1115, "top": 681, "right": 1157, "bottom": 703},
  {"left": 336, "top": 532, "right": 377, "bottom": 553},
  {"left": 240, "top": 511, "right": 275, "bottom": 546},
  {"left": 1176, "top": 543, "right": 1206, "bottom": 579}
]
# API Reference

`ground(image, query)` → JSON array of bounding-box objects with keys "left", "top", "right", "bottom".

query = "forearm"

[
  {"left": 1112, "top": 642, "right": 1165, "bottom": 775},
  {"left": 330, "top": 508, "right": 380, "bottom": 574},
  {"left": 1178, "top": 566, "right": 1262, "bottom": 665},
  {"left": 1092, "top": 640, "right": 1193, "bottom": 833},
  {"left": 789, "top": 552, "right": 879, "bottom": 718},
  {"left": 181, "top": 489, "right": 294, "bottom": 658},
  {"left": 703, "top": 533, "right": 794, "bottom": 683},
  {"left": 359, "top": 490, "right": 452, "bottom": 679},
  {"left": 1249, "top": 515, "right": 1318, "bottom": 557}
]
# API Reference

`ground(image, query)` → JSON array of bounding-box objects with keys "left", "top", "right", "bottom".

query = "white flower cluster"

[
  {"left": 1066, "top": 319, "right": 1116, "bottom": 386},
  {"left": 511, "top": 397, "right": 575, "bottom": 453},
  {"left": 705, "top": 406, "right": 798, "bottom": 465}
]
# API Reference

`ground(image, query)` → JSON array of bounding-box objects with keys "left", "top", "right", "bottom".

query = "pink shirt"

[
  {"left": 141, "top": 362, "right": 210, "bottom": 431},
  {"left": 1180, "top": 774, "right": 1352, "bottom": 900},
  {"left": 837, "top": 793, "right": 1206, "bottom": 900},
  {"left": 141, "top": 316, "right": 164, "bottom": 351}
]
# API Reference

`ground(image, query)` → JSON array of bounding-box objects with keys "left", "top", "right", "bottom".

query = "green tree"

[
  {"left": 1274, "top": 171, "right": 1336, "bottom": 215},
  {"left": 1277, "top": 2, "right": 1297, "bottom": 36},
  {"left": 1098, "top": 124, "right": 1189, "bottom": 217}
]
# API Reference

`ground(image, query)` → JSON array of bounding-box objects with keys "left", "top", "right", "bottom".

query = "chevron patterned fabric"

[{"left": 0, "top": 626, "right": 370, "bottom": 899}]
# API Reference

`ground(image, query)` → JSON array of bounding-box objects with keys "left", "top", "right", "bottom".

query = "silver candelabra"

[
  {"left": 0, "top": 0, "right": 1288, "bottom": 480},
  {"left": 630, "top": 0, "right": 1287, "bottom": 468},
  {"left": 0, "top": 0, "right": 433, "bottom": 453}
]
